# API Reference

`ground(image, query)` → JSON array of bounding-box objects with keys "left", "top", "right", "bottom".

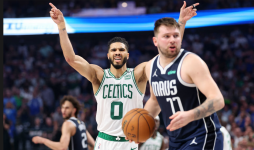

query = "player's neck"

[
  {"left": 152, "top": 131, "right": 157, "bottom": 139},
  {"left": 159, "top": 54, "right": 178, "bottom": 69},
  {"left": 110, "top": 65, "right": 127, "bottom": 78},
  {"left": 65, "top": 116, "right": 76, "bottom": 120}
]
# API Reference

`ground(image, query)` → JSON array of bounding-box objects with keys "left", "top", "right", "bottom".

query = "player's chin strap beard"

[{"left": 108, "top": 57, "right": 128, "bottom": 69}]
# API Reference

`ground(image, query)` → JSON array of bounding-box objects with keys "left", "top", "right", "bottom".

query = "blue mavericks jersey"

[
  {"left": 67, "top": 117, "right": 88, "bottom": 150},
  {"left": 149, "top": 49, "right": 221, "bottom": 148}
]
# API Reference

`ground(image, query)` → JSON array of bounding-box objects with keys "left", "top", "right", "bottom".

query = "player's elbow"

[
  {"left": 217, "top": 96, "right": 225, "bottom": 110},
  {"left": 65, "top": 57, "right": 74, "bottom": 64}
]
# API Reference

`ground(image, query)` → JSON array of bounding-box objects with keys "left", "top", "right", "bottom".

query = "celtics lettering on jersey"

[
  {"left": 95, "top": 68, "right": 144, "bottom": 137},
  {"left": 151, "top": 79, "right": 183, "bottom": 114},
  {"left": 102, "top": 84, "right": 133, "bottom": 99}
]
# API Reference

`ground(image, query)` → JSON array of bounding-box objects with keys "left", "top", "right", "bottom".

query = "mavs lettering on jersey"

[{"left": 149, "top": 49, "right": 221, "bottom": 149}]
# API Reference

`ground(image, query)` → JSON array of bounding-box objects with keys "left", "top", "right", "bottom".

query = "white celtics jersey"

[
  {"left": 95, "top": 68, "right": 144, "bottom": 137},
  {"left": 140, "top": 132, "right": 163, "bottom": 150},
  {"left": 220, "top": 126, "right": 232, "bottom": 150}
]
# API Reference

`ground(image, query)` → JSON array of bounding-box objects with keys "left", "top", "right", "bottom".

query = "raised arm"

[
  {"left": 49, "top": 3, "right": 103, "bottom": 86},
  {"left": 178, "top": 1, "right": 199, "bottom": 41}
]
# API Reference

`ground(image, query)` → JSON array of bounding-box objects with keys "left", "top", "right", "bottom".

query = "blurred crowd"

[
  {"left": 3, "top": 0, "right": 254, "bottom": 18},
  {"left": 3, "top": 23, "right": 254, "bottom": 150}
]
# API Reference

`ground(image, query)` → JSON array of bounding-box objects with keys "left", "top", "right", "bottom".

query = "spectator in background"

[
  {"left": 4, "top": 89, "right": 16, "bottom": 108},
  {"left": 42, "top": 117, "right": 54, "bottom": 140},
  {"left": 3, "top": 114, "right": 11, "bottom": 150},
  {"left": 40, "top": 84, "right": 55, "bottom": 115},
  {"left": 221, "top": 104, "right": 232, "bottom": 123},
  {"left": 233, "top": 127, "right": 244, "bottom": 148},
  {"left": 11, "top": 86, "right": 22, "bottom": 110},
  {"left": 29, "top": 117, "right": 44, "bottom": 149},
  {"left": 52, "top": 106, "right": 64, "bottom": 127},
  {"left": 39, "top": 41, "right": 53, "bottom": 58},
  {"left": 27, "top": 87, "right": 43, "bottom": 117}
]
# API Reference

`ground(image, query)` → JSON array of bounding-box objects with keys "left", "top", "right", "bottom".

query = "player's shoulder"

[
  {"left": 61, "top": 120, "right": 76, "bottom": 134},
  {"left": 134, "top": 62, "right": 147, "bottom": 72}
]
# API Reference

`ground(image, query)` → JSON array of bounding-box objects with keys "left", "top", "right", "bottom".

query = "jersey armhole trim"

[
  {"left": 131, "top": 70, "right": 143, "bottom": 96},
  {"left": 95, "top": 70, "right": 106, "bottom": 96},
  {"left": 177, "top": 52, "right": 196, "bottom": 87},
  {"left": 149, "top": 56, "right": 157, "bottom": 84},
  {"left": 67, "top": 120, "right": 76, "bottom": 127}
]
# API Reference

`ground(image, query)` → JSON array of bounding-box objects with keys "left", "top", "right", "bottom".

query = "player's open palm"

[
  {"left": 49, "top": 3, "right": 64, "bottom": 25},
  {"left": 166, "top": 111, "right": 193, "bottom": 131},
  {"left": 179, "top": 1, "right": 199, "bottom": 23}
]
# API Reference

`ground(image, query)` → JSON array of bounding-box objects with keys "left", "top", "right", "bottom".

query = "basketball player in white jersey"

[
  {"left": 49, "top": 1, "right": 198, "bottom": 149},
  {"left": 220, "top": 126, "right": 232, "bottom": 150},
  {"left": 139, "top": 116, "right": 165, "bottom": 150}
]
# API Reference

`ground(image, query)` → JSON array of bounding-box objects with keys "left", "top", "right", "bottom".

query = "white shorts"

[{"left": 94, "top": 136, "right": 138, "bottom": 150}]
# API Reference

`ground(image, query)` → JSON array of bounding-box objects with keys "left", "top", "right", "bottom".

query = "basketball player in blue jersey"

[
  {"left": 144, "top": 17, "right": 225, "bottom": 150},
  {"left": 48, "top": 2, "right": 198, "bottom": 150},
  {"left": 32, "top": 95, "right": 95, "bottom": 150}
]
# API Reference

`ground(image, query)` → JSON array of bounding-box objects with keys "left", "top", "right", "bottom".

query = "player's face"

[
  {"left": 61, "top": 101, "right": 76, "bottom": 120},
  {"left": 155, "top": 119, "right": 160, "bottom": 130},
  {"left": 153, "top": 25, "right": 181, "bottom": 58},
  {"left": 108, "top": 42, "right": 129, "bottom": 69}
]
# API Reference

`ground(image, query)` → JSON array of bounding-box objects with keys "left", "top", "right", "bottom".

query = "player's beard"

[
  {"left": 108, "top": 56, "right": 128, "bottom": 69},
  {"left": 63, "top": 112, "right": 72, "bottom": 120},
  {"left": 157, "top": 44, "right": 180, "bottom": 58}
]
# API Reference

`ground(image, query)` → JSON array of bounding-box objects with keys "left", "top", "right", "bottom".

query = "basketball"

[{"left": 122, "top": 108, "right": 155, "bottom": 143}]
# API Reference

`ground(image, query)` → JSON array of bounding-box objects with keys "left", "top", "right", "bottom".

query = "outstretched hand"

[
  {"left": 179, "top": 1, "right": 199, "bottom": 24},
  {"left": 32, "top": 136, "right": 45, "bottom": 144},
  {"left": 49, "top": 3, "right": 65, "bottom": 25},
  {"left": 166, "top": 111, "right": 193, "bottom": 131}
]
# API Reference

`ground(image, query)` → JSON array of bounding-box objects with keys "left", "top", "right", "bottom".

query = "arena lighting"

[
  {"left": 3, "top": 7, "right": 254, "bottom": 35},
  {"left": 122, "top": 2, "right": 128, "bottom": 8}
]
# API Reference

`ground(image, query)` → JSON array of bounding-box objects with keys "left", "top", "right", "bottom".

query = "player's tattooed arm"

[{"left": 193, "top": 98, "right": 219, "bottom": 120}]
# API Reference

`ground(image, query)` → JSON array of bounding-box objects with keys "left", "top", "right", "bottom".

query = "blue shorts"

[{"left": 168, "top": 131, "right": 223, "bottom": 150}]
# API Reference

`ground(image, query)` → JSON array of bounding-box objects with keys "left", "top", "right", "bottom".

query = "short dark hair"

[
  {"left": 154, "top": 17, "right": 180, "bottom": 36},
  {"left": 60, "top": 95, "right": 81, "bottom": 117},
  {"left": 108, "top": 37, "right": 129, "bottom": 51}
]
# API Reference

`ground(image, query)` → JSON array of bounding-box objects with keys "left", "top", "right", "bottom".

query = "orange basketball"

[{"left": 122, "top": 108, "right": 155, "bottom": 143}]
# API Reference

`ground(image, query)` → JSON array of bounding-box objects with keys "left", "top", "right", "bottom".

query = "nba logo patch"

[{"left": 98, "top": 143, "right": 101, "bottom": 149}]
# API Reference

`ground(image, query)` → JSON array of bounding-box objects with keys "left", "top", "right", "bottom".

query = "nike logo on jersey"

[
  {"left": 153, "top": 69, "right": 158, "bottom": 77},
  {"left": 131, "top": 147, "right": 137, "bottom": 150},
  {"left": 168, "top": 70, "right": 176, "bottom": 75},
  {"left": 190, "top": 137, "right": 198, "bottom": 145}
]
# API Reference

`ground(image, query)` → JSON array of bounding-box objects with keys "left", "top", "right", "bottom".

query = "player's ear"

[
  {"left": 107, "top": 53, "right": 109, "bottom": 59},
  {"left": 127, "top": 52, "right": 129, "bottom": 60},
  {"left": 153, "top": 37, "right": 158, "bottom": 47}
]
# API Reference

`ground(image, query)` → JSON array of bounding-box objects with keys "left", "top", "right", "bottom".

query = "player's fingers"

[
  {"left": 181, "top": 1, "right": 186, "bottom": 10},
  {"left": 186, "top": 3, "right": 199, "bottom": 10},
  {"left": 167, "top": 116, "right": 181, "bottom": 130},
  {"left": 169, "top": 111, "right": 180, "bottom": 119},
  {"left": 49, "top": 3, "right": 57, "bottom": 9}
]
